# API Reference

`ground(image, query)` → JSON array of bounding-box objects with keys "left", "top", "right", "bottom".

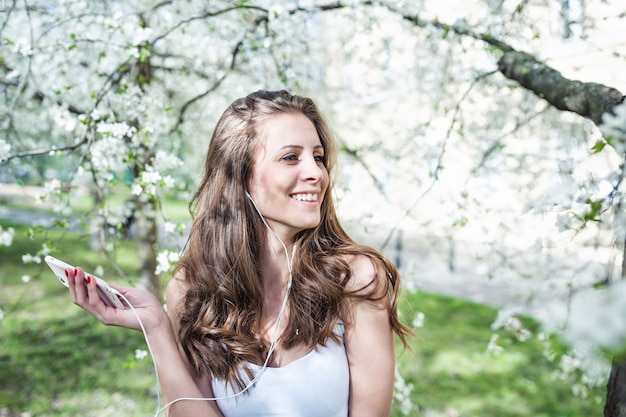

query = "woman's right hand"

[{"left": 66, "top": 267, "right": 168, "bottom": 333}]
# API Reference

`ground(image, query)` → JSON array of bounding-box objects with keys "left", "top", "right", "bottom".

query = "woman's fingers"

[
  {"left": 64, "top": 267, "right": 167, "bottom": 332},
  {"left": 66, "top": 267, "right": 80, "bottom": 303},
  {"left": 67, "top": 267, "right": 100, "bottom": 311}
]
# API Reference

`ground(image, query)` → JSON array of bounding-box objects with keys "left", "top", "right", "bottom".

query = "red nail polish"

[
  {"left": 74, "top": 268, "right": 77, "bottom": 275},
  {"left": 64, "top": 269, "right": 69, "bottom": 278},
  {"left": 86, "top": 275, "right": 91, "bottom": 284}
]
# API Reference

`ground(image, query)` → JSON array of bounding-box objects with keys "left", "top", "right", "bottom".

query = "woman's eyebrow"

[{"left": 278, "top": 144, "right": 324, "bottom": 150}]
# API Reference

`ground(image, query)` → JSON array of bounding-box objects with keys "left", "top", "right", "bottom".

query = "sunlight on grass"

[
  {"left": 459, "top": 390, "right": 532, "bottom": 416},
  {"left": 395, "top": 290, "right": 605, "bottom": 417},
  {"left": 52, "top": 389, "right": 154, "bottom": 417},
  {"left": 429, "top": 349, "right": 527, "bottom": 376}
]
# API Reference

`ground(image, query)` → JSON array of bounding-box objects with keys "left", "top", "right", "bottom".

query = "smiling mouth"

[{"left": 290, "top": 193, "right": 318, "bottom": 202}]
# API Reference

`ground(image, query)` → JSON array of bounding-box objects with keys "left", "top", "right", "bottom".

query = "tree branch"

[
  {"left": 498, "top": 50, "right": 625, "bottom": 126},
  {"left": 375, "top": 1, "right": 514, "bottom": 52},
  {"left": 0, "top": 136, "right": 88, "bottom": 165},
  {"left": 322, "top": 1, "right": 625, "bottom": 127},
  {"left": 173, "top": 13, "right": 269, "bottom": 128}
]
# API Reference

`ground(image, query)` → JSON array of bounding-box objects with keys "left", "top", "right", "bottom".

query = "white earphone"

[{"left": 123, "top": 188, "right": 296, "bottom": 415}]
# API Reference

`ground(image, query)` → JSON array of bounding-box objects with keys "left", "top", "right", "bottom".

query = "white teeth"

[{"left": 291, "top": 193, "right": 317, "bottom": 202}]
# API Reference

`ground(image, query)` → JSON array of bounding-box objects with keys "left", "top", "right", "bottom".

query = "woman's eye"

[
  {"left": 282, "top": 153, "right": 298, "bottom": 161},
  {"left": 314, "top": 155, "right": 326, "bottom": 163}
]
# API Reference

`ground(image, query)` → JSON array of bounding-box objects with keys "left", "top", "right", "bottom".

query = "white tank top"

[{"left": 211, "top": 324, "right": 349, "bottom": 416}]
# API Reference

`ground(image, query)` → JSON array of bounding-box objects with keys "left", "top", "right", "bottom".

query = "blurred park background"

[{"left": 1, "top": 0, "right": 626, "bottom": 416}]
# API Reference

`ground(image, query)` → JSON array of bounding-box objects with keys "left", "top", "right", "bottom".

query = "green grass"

[
  {"left": 394, "top": 291, "right": 605, "bottom": 416},
  {"left": 0, "top": 221, "right": 157, "bottom": 416},
  {"left": 0, "top": 221, "right": 606, "bottom": 417}
]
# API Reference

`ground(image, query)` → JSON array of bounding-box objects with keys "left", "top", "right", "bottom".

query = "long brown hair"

[{"left": 174, "top": 90, "right": 411, "bottom": 390}]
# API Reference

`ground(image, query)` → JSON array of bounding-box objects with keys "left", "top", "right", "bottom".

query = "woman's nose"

[{"left": 301, "top": 156, "right": 325, "bottom": 182}]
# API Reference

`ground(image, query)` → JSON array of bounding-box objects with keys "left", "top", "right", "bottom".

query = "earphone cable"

[{"left": 116, "top": 193, "right": 296, "bottom": 416}]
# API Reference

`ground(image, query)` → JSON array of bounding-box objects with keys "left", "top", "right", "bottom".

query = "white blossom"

[
  {"left": 151, "top": 150, "right": 182, "bottom": 172},
  {"left": 0, "top": 139, "right": 11, "bottom": 162},
  {"left": 138, "top": 154, "right": 180, "bottom": 196},
  {"left": 90, "top": 108, "right": 102, "bottom": 121},
  {"left": 155, "top": 250, "right": 180, "bottom": 275},
  {"left": 21, "top": 275, "right": 31, "bottom": 283},
  {"left": 486, "top": 334, "right": 504, "bottom": 356},
  {"left": 555, "top": 213, "right": 573, "bottom": 232},
  {"left": 268, "top": 4, "right": 284, "bottom": 21},
  {"left": 135, "top": 349, "right": 148, "bottom": 360},
  {"left": 491, "top": 306, "right": 524, "bottom": 330},
  {"left": 162, "top": 175, "right": 176, "bottom": 188},
  {"left": 0, "top": 226, "right": 15, "bottom": 246},
  {"left": 89, "top": 135, "right": 127, "bottom": 178},
  {"left": 131, "top": 183, "right": 143, "bottom": 196},
  {"left": 36, "top": 179, "right": 62, "bottom": 203},
  {"left": 51, "top": 106, "right": 78, "bottom": 132},
  {"left": 537, "top": 181, "right": 580, "bottom": 209},
  {"left": 96, "top": 121, "right": 135, "bottom": 138},
  {"left": 393, "top": 368, "right": 416, "bottom": 415},
  {"left": 506, "top": 317, "right": 532, "bottom": 342},
  {"left": 141, "top": 170, "right": 162, "bottom": 185},
  {"left": 491, "top": 307, "right": 532, "bottom": 341},
  {"left": 131, "top": 27, "right": 153, "bottom": 45},
  {"left": 412, "top": 311, "right": 425, "bottom": 328},
  {"left": 17, "top": 39, "right": 33, "bottom": 56},
  {"left": 565, "top": 282, "right": 626, "bottom": 353},
  {"left": 601, "top": 103, "right": 626, "bottom": 152},
  {"left": 22, "top": 254, "right": 42, "bottom": 264},
  {"left": 40, "top": 242, "right": 52, "bottom": 256},
  {"left": 163, "top": 222, "right": 177, "bottom": 234},
  {"left": 551, "top": 347, "right": 609, "bottom": 396}
]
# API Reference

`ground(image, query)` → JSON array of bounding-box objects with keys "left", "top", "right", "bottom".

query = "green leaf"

[
  {"left": 54, "top": 220, "right": 69, "bottom": 228},
  {"left": 582, "top": 199, "right": 603, "bottom": 222},
  {"left": 138, "top": 46, "right": 150, "bottom": 62},
  {"left": 592, "top": 280, "right": 609, "bottom": 289},
  {"left": 590, "top": 140, "right": 607, "bottom": 153},
  {"left": 441, "top": 26, "right": 450, "bottom": 40}
]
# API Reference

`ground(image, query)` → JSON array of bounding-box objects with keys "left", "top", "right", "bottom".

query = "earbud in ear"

[{"left": 245, "top": 191, "right": 253, "bottom": 200}]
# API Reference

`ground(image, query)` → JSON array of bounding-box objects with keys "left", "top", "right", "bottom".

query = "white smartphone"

[{"left": 44, "top": 255, "right": 126, "bottom": 309}]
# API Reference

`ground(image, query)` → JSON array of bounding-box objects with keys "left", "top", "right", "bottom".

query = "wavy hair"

[{"left": 174, "top": 90, "right": 411, "bottom": 390}]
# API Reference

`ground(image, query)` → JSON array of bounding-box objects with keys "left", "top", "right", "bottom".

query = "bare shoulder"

[{"left": 344, "top": 253, "right": 388, "bottom": 300}]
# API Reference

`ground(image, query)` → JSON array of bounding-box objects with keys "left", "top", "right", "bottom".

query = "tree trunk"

[
  {"left": 90, "top": 187, "right": 106, "bottom": 251},
  {"left": 606, "top": 239, "right": 626, "bottom": 416},
  {"left": 605, "top": 360, "right": 626, "bottom": 417},
  {"left": 135, "top": 198, "right": 160, "bottom": 297}
]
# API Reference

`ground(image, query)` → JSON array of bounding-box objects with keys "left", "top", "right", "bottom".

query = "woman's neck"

[
  {"left": 258, "top": 234, "right": 296, "bottom": 329},
  {"left": 259, "top": 234, "right": 294, "bottom": 283}
]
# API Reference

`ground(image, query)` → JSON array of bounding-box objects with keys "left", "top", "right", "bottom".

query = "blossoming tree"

[{"left": 1, "top": 0, "right": 626, "bottom": 415}]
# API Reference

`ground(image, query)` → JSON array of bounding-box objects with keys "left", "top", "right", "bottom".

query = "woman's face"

[{"left": 247, "top": 112, "right": 329, "bottom": 243}]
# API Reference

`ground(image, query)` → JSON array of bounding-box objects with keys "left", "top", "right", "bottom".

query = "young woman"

[{"left": 67, "top": 90, "right": 412, "bottom": 416}]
